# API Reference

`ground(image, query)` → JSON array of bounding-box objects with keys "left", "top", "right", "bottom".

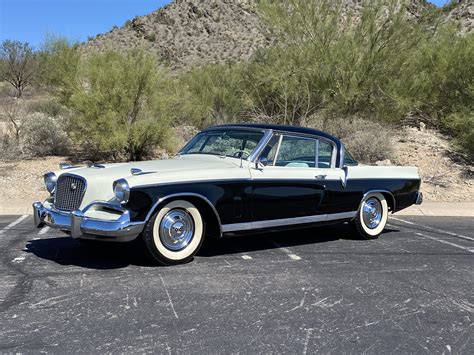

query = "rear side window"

[
  {"left": 259, "top": 134, "right": 335, "bottom": 168},
  {"left": 343, "top": 149, "right": 358, "bottom": 166},
  {"left": 318, "top": 140, "right": 333, "bottom": 169},
  {"left": 275, "top": 136, "right": 316, "bottom": 168}
]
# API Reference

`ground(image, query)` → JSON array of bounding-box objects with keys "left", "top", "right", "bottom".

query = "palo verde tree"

[
  {"left": 66, "top": 50, "right": 171, "bottom": 161},
  {"left": 0, "top": 40, "right": 37, "bottom": 98}
]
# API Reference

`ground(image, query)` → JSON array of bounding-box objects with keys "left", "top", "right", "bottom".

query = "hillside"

[
  {"left": 83, "top": 0, "right": 473, "bottom": 68},
  {"left": 83, "top": 0, "right": 272, "bottom": 68},
  {"left": 445, "top": 0, "right": 474, "bottom": 33}
]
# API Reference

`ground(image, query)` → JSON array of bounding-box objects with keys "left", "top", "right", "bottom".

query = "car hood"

[{"left": 54, "top": 155, "right": 249, "bottom": 208}]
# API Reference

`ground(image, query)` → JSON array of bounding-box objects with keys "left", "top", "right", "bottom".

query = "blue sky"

[{"left": 0, "top": 0, "right": 452, "bottom": 48}]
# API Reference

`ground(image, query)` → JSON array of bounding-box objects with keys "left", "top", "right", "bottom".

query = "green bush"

[
  {"left": 29, "top": 99, "right": 66, "bottom": 118},
  {"left": 177, "top": 63, "right": 244, "bottom": 127},
  {"left": 38, "top": 36, "right": 81, "bottom": 103},
  {"left": 65, "top": 50, "right": 171, "bottom": 161},
  {"left": 442, "top": 110, "right": 474, "bottom": 161},
  {"left": 309, "top": 115, "right": 394, "bottom": 163},
  {"left": 21, "top": 113, "right": 70, "bottom": 156}
]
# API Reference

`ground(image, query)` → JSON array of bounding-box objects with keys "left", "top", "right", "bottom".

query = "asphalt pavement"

[{"left": 0, "top": 214, "right": 472, "bottom": 353}]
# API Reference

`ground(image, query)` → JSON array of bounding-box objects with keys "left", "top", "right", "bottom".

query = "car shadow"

[
  {"left": 24, "top": 237, "right": 154, "bottom": 270},
  {"left": 25, "top": 223, "right": 400, "bottom": 270},
  {"left": 198, "top": 223, "right": 398, "bottom": 257}
]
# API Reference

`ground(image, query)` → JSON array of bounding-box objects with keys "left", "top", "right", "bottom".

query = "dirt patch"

[
  {"left": 392, "top": 126, "right": 473, "bottom": 202},
  {"left": 0, "top": 156, "right": 65, "bottom": 214}
]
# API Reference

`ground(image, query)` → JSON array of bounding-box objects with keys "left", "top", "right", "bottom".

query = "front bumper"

[{"left": 33, "top": 201, "right": 145, "bottom": 242}]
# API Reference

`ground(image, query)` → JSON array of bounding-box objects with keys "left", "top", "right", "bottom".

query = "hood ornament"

[
  {"left": 130, "top": 168, "right": 156, "bottom": 176},
  {"left": 131, "top": 168, "right": 142, "bottom": 175}
]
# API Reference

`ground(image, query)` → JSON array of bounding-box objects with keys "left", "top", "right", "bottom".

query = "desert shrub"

[
  {"left": 21, "top": 113, "right": 70, "bottom": 156},
  {"left": 0, "top": 132, "right": 22, "bottom": 160},
  {"left": 29, "top": 99, "right": 66, "bottom": 118},
  {"left": 178, "top": 63, "right": 244, "bottom": 127},
  {"left": 252, "top": 0, "right": 424, "bottom": 123},
  {"left": 144, "top": 33, "right": 157, "bottom": 42},
  {"left": 442, "top": 110, "right": 474, "bottom": 161},
  {"left": 241, "top": 47, "right": 324, "bottom": 125},
  {"left": 309, "top": 115, "right": 394, "bottom": 163},
  {"left": 38, "top": 36, "right": 81, "bottom": 103},
  {"left": 65, "top": 50, "right": 171, "bottom": 161},
  {"left": 247, "top": 0, "right": 473, "bottom": 159}
]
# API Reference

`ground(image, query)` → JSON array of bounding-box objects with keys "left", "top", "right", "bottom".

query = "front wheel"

[
  {"left": 141, "top": 200, "right": 205, "bottom": 265},
  {"left": 351, "top": 192, "right": 388, "bottom": 240}
]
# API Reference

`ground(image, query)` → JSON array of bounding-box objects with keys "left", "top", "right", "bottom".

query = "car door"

[{"left": 250, "top": 133, "right": 344, "bottom": 223}]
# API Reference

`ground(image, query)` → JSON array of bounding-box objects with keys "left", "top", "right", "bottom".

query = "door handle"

[{"left": 315, "top": 174, "right": 327, "bottom": 180}]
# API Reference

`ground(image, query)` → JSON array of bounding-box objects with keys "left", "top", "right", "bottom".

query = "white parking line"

[
  {"left": 391, "top": 217, "right": 474, "bottom": 242},
  {"left": 415, "top": 232, "right": 474, "bottom": 253},
  {"left": 288, "top": 254, "right": 301, "bottom": 260},
  {"left": 270, "top": 240, "right": 302, "bottom": 261},
  {"left": 241, "top": 255, "right": 253, "bottom": 260},
  {"left": 12, "top": 256, "right": 26, "bottom": 263},
  {"left": 0, "top": 215, "right": 29, "bottom": 235},
  {"left": 38, "top": 226, "right": 50, "bottom": 235}
]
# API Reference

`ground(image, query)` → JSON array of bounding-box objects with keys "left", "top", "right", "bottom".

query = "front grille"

[{"left": 54, "top": 175, "right": 86, "bottom": 211}]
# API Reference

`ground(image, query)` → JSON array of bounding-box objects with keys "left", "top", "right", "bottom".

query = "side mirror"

[{"left": 256, "top": 156, "right": 268, "bottom": 169}]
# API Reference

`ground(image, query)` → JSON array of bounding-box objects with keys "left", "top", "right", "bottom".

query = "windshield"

[{"left": 179, "top": 129, "right": 265, "bottom": 159}]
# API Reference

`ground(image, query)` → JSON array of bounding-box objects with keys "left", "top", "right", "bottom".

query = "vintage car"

[{"left": 33, "top": 124, "right": 423, "bottom": 265}]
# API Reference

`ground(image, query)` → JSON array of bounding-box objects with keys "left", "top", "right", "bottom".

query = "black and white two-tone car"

[{"left": 34, "top": 124, "right": 423, "bottom": 265}]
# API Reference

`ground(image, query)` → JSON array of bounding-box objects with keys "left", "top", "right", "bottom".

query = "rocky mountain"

[
  {"left": 84, "top": 0, "right": 271, "bottom": 68},
  {"left": 83, "top": 0, "right": 472, "bottom": 68},
  {"left": 445, "top": 0, "right": 473, "bottom": 33}
]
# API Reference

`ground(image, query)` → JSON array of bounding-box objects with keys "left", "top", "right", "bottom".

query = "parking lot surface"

[{"left": 0, "top": 215, "right": 473, "bottom": 353}]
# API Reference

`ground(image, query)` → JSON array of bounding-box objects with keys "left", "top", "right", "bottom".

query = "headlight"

[
  {"left": 44, "top": 172, "right": 57, "bottom": 194},
  {"left": 113, "top": 179, "right": 130, "bottom": 205}
]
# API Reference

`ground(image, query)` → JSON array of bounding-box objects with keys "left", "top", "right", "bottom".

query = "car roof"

[{"left": 205, "top": 123, "right": 342, "bottom": 146}]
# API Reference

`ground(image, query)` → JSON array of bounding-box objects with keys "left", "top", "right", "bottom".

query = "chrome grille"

[{"left": 54, "top": 175, "right": 86, "bottom": 211}]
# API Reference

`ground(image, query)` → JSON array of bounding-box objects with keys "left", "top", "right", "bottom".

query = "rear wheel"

[
  {"left": 352, "top": 192, "right": 388, "bottom": 240},
  {"left": 141, "top": 200, "right": 205, "bottom": 265}
]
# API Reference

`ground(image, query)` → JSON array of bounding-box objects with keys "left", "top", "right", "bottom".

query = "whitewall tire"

[
  {"left": 141, "top": 200, "right": 205, "bottom": 265},
  {"left": 352, "top": 192, "right": 388, "bottom": 240}
]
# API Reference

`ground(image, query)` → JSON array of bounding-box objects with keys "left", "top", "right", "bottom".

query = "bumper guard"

[{"left": 33, "top": 201, "right": 145, "bottom": 242}]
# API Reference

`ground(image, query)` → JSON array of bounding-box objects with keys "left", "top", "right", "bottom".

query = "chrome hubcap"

[
  {"left": 362, "top": 198, "right": 383, "bottom": 229},
  {"left": 159, "top": 209, "right": 194, "bottom": 251}
]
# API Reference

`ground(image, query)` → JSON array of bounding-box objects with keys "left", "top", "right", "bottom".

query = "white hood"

[{"left": 54, "top": 155, "right": 250, "bottom": 208}]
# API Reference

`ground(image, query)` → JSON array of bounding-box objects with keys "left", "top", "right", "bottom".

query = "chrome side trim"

[
  {"left": 144, "top": 192, "right": 223, "bottom": 237},
  {"left": 221, "top": 211, "right": 357, "bottom": 233}
]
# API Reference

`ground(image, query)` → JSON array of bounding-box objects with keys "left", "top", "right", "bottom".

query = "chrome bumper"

[
  {"left": 33, "top": 201, "right": 145, "bottom": 242},
  {"left": 415, "top": 192, "right": 423, "bottom": 205}
]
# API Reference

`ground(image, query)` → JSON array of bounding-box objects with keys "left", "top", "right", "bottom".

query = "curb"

[{"left": 395, "top": 202, "right": 474, "bottom": 217}]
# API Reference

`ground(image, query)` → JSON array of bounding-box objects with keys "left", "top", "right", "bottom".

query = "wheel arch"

[
  {"left": 362, "top": 190, "right": 396, "bottom": 213},
  {"left": 145, "top": 193, "right": 222, "bottom": 238}
]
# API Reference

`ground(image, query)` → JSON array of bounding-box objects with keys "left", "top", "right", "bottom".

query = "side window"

[
  {"left": 343, "top": 149, "right": 358, "bottom": 166},
  {"left": 318, "top": 140, "right": 333, "bottom": 169},
  {"left": 275, "top": 136, "right": 316, "bottom": 168}
]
